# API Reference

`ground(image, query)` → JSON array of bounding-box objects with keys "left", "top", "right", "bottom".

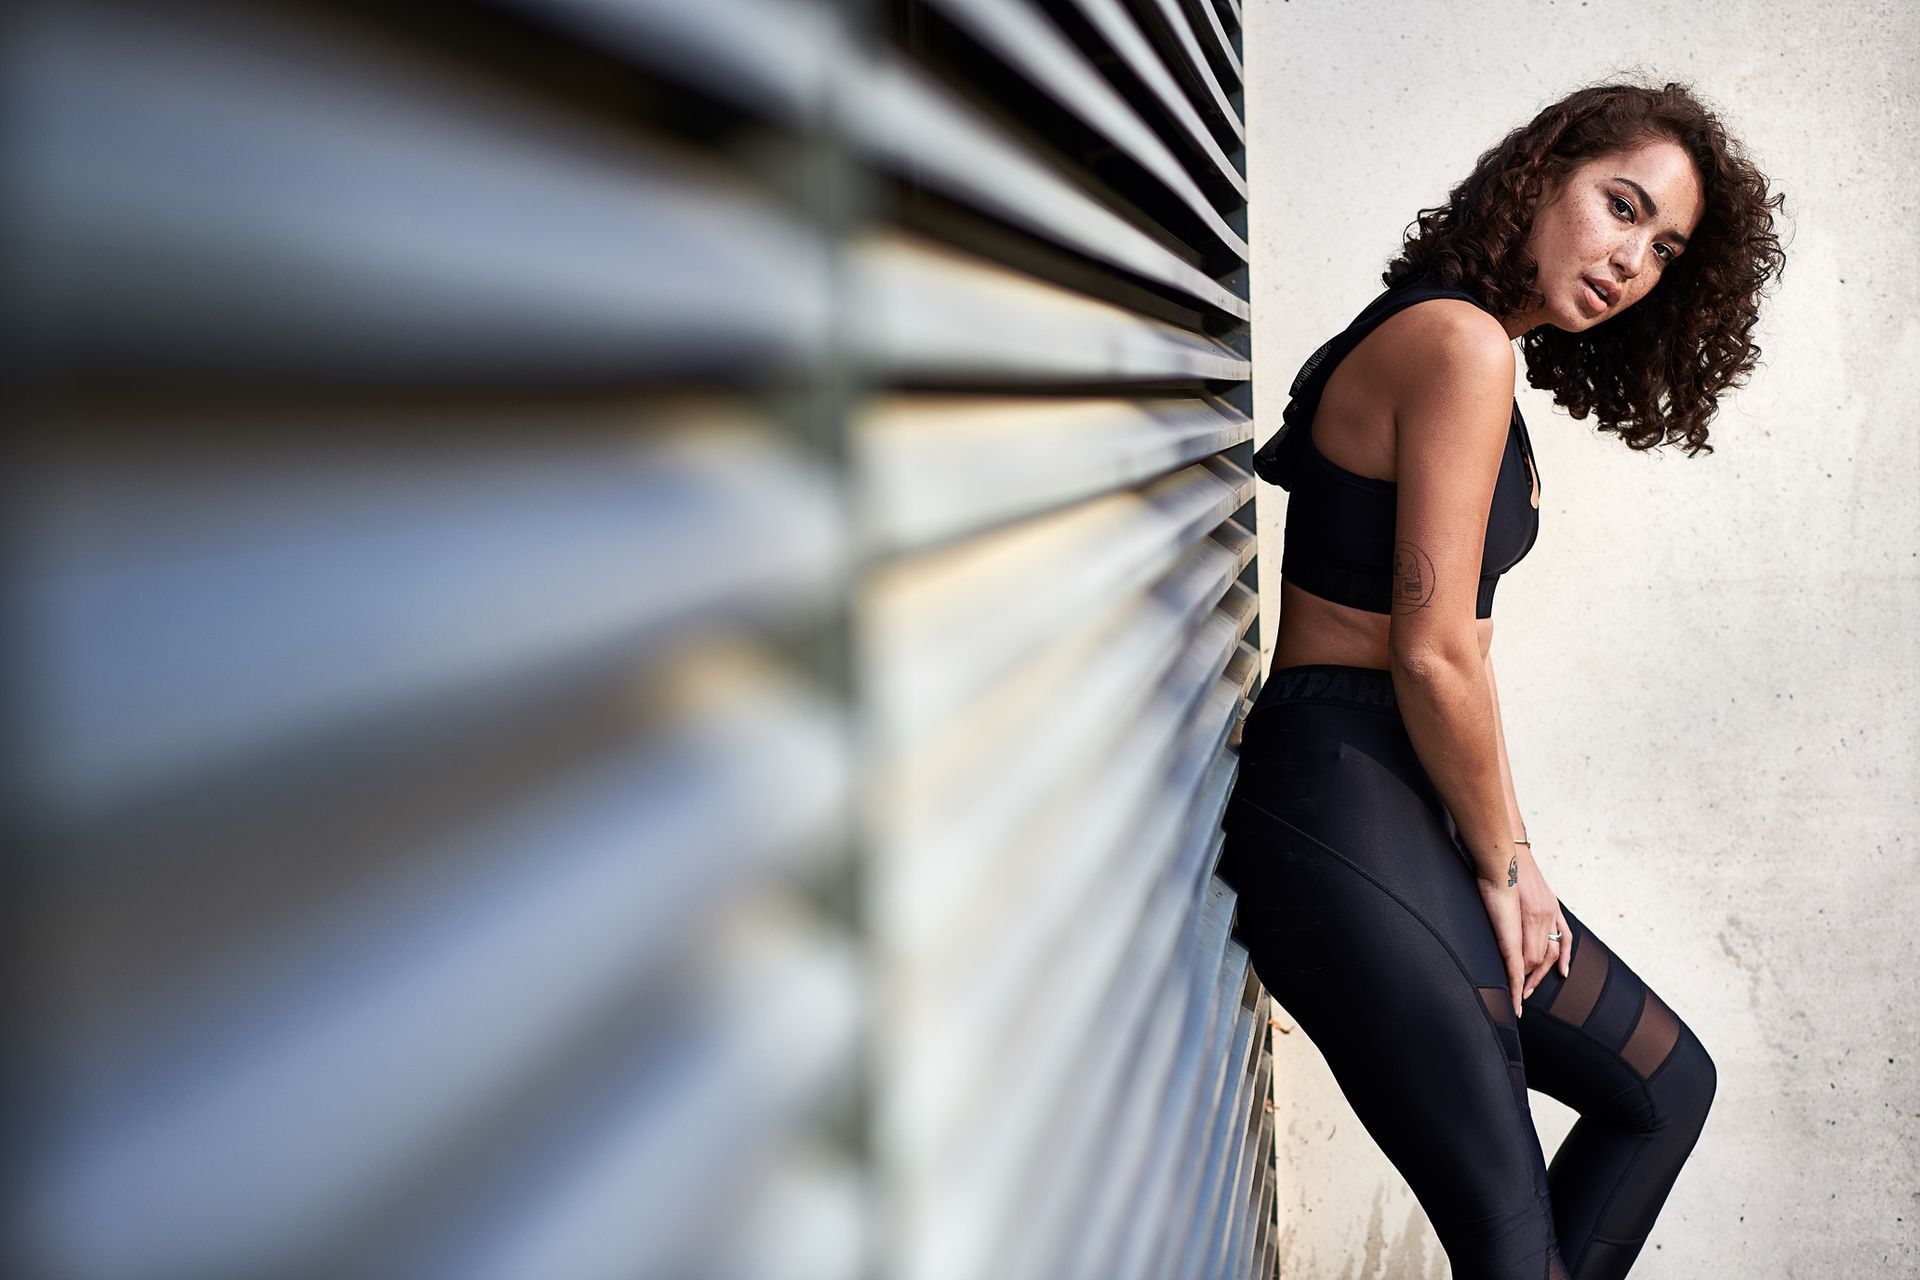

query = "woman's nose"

[{"left": 1613, "top": 235, "right": 1648, "bottom": 277}]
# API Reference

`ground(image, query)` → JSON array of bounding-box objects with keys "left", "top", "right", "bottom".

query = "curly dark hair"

[{"left": 1383, "top": 81, "right": 1789, "bottom": 456}]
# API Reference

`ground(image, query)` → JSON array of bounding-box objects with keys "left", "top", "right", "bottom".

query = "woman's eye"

[
  {"left": 1611, "top": 194, "right": 1635, "bottom": 221},
  {"left": 1654, "top": 243, "right": 1675, "bottom": 263}
]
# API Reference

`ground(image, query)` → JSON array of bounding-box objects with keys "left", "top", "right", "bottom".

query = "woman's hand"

[
  {"left": 1514, "top": 846, "right": 1570, "bottom": 1003},
  {"left": 1476, "top": 846, "right": 1571, "bottom": 1018}
]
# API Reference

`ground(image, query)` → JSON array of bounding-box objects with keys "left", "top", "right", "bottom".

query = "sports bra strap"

[{"left": 1252, "top": 277, "right": 1493, "bottom": 490}]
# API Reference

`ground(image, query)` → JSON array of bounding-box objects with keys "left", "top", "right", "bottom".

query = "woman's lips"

[{"left": 1580, "top": 278, "right": 1608, "bottom": 312}]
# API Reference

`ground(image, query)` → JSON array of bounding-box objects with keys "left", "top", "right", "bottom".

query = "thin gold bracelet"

[{"left": 1512, "top": 837, "right": 1532, "bottom": 847}]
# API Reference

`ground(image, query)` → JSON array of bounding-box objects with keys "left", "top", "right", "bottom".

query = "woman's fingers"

[
  {"left": 1478, "top": 879, "right": 1528, "bottom": 1019},
  {"left": 1521, "top": 910, "right": 1575, "bottom": 999},
  {"left": 1523, "top": 943, "right": 1557, "bottom": 1000},
  {"left": 1520, "top": 906, "right": 1561, "bottom": 1000},
  {"left": 1497, "top": 906, "right": 1526, "bottom": 1019}
]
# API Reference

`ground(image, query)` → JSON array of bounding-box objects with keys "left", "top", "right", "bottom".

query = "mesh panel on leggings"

[
  {"left": 1543, "top": 935, "right": 1607, "bottom": 1026},
  {"left": 1621, "top": 990, "right": 1682, "bottom": 1078},
  {"left": 1541, "top": 925, "right": 1682, "bottom": 1082}
]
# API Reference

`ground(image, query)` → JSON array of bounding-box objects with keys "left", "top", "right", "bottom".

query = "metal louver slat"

[
  {"left": 15, "top": 421, "right": 838, "bottom": 825},
  {"left": 1054, "top": 0, "right": 1247, "bottom": 189},
  {"left": 398, "top": 897, "right": 861, "bottom": 1280},
  {"left": 851, "top": 234, "right": 1248, "bottom": 383},
  {"left": 1019, "top": 703, "right": 1246, "bottom": 1279},
  {"left": 1103, "top": 864, "right": 1242, "bottom": 1279},
  {"left": 849, "top": 58, "right": 1249, "bottom": 319},
  {"left": 15, "top": 659, "right": 850, "bottom": 1279},
  {"left": 11, "top": 3, "right": 832, "bottom": 387},
  {"left": 1180, "top": 0, "right": 1246, "bottom": 85},
  {"left": 921, "top": 0, "right": 1250, "bottom": 260},
  {"left": 1178, "top": 972, "right": 1264, "bottom": 1280},
  {"left": 865, "top": 457, "right": 1250, "bottom": 760},
  {"left": 488, "top": 0, "right": 844, "bottom": 121},
  {"left": 871, "top": 0, "right": 1273, "bottom": 1274},
  {"left": 1120, "top": 0, "right": 1247, "bottom": 145},
  {"left": 1154, "top": 939, "right": 1256, "bottom": 1280},
  {"left": 7, "top": 0, "right": 1279, "bottom": 1274},
  {"left": 881, "top": 587, "right": 1256, "bottom": 1210},
  {"left": 857, "top": 394, "right": 1251, "bottom": 550},
  {"left": 880, "top": 574, "right": 1255, "bottom": 1107},
  {"left": 5, "top": 1, "right": 862, "bottom": 1278}
]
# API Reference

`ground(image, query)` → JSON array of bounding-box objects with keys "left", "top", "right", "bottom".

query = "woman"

[{"left": 1222, "top": 83, "right": 1787, "bottom": 1279}]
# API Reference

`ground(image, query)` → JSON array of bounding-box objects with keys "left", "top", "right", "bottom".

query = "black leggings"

[{"left": 1217, "top": 665, "right": 1715, "bottom": 1280}]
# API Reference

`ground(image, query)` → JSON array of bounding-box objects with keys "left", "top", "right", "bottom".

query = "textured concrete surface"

[{"left": 1242, "top": 2, "right": 1920, "bottom": 1275}]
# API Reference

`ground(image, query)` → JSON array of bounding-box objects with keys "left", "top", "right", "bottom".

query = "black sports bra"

[{"left": 1252, "top": 277, "right": 1541, "bottom": 619}]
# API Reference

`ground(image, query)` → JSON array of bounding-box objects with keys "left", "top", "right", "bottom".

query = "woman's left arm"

[
  {"left": 1483, "top": 648, "right": 1528, "bottom": 847},
  {"left": 1484, "top": 648, "right": 1572, "bottom": 987}
]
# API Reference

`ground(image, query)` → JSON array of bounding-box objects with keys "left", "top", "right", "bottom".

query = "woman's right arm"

[{"left": 1377, "top": 302, "right": 1520, "bottom": 890}]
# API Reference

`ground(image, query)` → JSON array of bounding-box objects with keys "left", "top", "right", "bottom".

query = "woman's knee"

[{"left": 1650, "top": 1022, "right": 1717, "bottom": 1137}]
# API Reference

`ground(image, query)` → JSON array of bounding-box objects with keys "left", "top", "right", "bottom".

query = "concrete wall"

[{"left": 1242, "top": 3, "right": 1919, "bottom": 1275}]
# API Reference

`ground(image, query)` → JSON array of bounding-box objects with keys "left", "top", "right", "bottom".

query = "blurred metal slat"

[
  {"left": 848, "top": 56, "right": 1249, "bottom": 320},
  {"left": 9, "top": 1, "right": 834, "bottom": 388},
  {"left": 1056, "top": 0, "right": 1248, "bottom": 189},
  {"left": 870, "top": 0, "right": 1269, "bottom": 1275},
  {"left": 921, "top": 0, "right": 1250, "bottom": 261},
  {"left": 6, "top": 0, "right": 1276, "bottom": 1275},
  {"left": 486, "top": 0, "right": 844, "bottom": 122},
  {"left": 851, "top": 234, "right": 1248, "bottom": 385},
  {"left": 14, "top": 423, "right": 840, "bottom": 826},
  {"left": 857, "top": 394, "right": 1251, "bottom": 551}
]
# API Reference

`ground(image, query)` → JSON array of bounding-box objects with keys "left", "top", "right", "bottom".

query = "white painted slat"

[
  {"left": 9, "top": 1, "right": 830, "bottom": 385},
  {"left": 923, "top": 0, "right": 1249, "bottom": 260},
  {"left": 14, "top": 664, "right": 850, "bottom": 1280},
  {"left": 1058, "top": 0, "right": 1247, "bottom": 185},
  {"left": 851, "top": 234, "right": 1248, "bottom": 385},
  {"left": 851, "top": 57, "right": 1248, "bottom": 321},
  {"left": 858, "top": 394, "right": 1250, "bottom": 551},
  {"left": 864, "top": 457, "right": 1251, "bottom": 765},
  {"left": 13, "top": 420, "right": 839, "bottom": 824},
  {"left": 492, "top": 0, "right": 843, "bottom": 122},
  {"left": 1182, "top": 0, "right": 1245, "bottom": 85},
  {"left": 1130, "top": 0, "right": 1246, "bottom": 144}
]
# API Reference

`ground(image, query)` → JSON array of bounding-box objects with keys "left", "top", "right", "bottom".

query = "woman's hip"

[
  {"left": 1230, "top": 665, "right": 1464, "bottom": 872},
  {"left": 1221, "top": 664, "right": 1499, "bottom": 976}
]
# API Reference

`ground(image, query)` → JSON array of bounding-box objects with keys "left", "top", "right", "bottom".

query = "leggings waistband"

[{"left": 1253, "top": 663, "right": 1401, "bottom": 716}]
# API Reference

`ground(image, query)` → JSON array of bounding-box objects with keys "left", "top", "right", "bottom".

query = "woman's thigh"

[
  {"left": 1517, "top": 901, "right": 1714, "bottom": 1123},
  {"left": 1219, "top": 767, "right": 1558, "bottom": 1268}
]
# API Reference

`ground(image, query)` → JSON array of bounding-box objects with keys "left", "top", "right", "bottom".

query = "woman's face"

[{"left": 1509, "top": 136, "right": 1705, "bottom": 336}]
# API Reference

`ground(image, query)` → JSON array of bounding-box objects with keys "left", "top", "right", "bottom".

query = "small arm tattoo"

[
  {"left": 1391, "top": 541, "right": 1436, "bottom": 614},
  {"left": 1507, "top": 854, "right": 1518, "bottom": 887}
]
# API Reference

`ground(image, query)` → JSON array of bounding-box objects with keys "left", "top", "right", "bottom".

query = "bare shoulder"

[
  {"left": 1370, "top": 299, "right": 1515, "bottom": 437},
  {"left": 1376, "top": 298, "right": 1514, "bottom": 385}
]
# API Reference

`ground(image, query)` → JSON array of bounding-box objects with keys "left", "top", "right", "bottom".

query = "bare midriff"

[{"left": 1270, "top": 582, "right": 1497, "bottom": 671}]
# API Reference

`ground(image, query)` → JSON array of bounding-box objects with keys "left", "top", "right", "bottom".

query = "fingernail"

[{"left": 1524, "top": 986, "right": 1534, "bottom": 999}]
